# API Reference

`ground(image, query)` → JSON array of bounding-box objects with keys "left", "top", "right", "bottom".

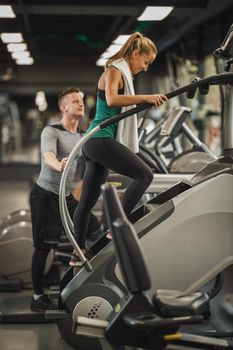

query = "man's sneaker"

[
  {"left": 69, "top": 249, "right": 94, "bottom": 267},
  {"left": 30, "top": 294, "right": 58, "bottom": 312}
]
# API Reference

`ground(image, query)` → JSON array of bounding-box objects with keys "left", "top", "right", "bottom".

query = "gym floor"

[
  {"left": 0, "top": 180, "right": 73, "bottom": 350},
  {"left": 0, "top": 321, "right": 72, "bottom": 350}
]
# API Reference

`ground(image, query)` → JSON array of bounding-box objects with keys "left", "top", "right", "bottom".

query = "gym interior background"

[{"left": 0, "top": 0, "right": 233, "bottom": 349}]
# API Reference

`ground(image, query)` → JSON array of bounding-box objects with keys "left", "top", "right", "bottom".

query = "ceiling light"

[
  {"left": 1, "top": 33, "right": 23, "bottom": 43},
  {"left": 113, "top": 35, "right": 130, "bottom": 45},
  {"left": 16, "top": 57, "right": 34, "bottom": 65},
  {"left": 137, "top": 6, "right": 173, "bottom": 21},
  {"left": 7, "top": 43, "right": 27, "bottom": 52},
  {"left": 11, "top": 51, "right": 30, "bottom": 59},
  {"left": 0, "top": 5, "right": 16, "bottom": 18}
]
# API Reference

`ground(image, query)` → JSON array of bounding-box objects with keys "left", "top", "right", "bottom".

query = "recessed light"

[
  {"left": 11, "top": 51, "right": 30, "bottom": 59},
  {"left": 137, "top": 6, "right": 173, "bottom": 21},
  {"left": 1, "top": 33, "right": 23, "bottom": 43},
  {"left": 16, "top": 57, "right": 34, "bottom": 65},
  {"left": 7, "top": 43, "right": 27, "bottom": 52},
  {"left": 0, "top": 5, "right": 16, "bottom": 18}
]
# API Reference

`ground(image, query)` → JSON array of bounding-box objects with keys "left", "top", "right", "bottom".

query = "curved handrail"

[{"left": 59, "top": 72, "right": 233, "bottom": 272}]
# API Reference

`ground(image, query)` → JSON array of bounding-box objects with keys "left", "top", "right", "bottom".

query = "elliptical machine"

[{"left": 50, "top": 25, "right": 233, "bottom": 350}]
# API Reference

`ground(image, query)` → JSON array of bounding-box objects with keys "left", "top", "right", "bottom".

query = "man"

[{"left": 30, "top": 87, "right": 101, "bottom": 312}]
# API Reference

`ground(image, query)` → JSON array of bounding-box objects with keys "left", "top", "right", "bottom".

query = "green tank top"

[{"left": 86, "top": 88, "right": 122, "bottom": 139}]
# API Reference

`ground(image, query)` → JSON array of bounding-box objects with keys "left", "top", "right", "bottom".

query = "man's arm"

[
  {"left": 44, "top": 152, "right": 67, "bottom": 172},
  {"left": 41, "top": 126, "right": 67, "bottom": 172}
]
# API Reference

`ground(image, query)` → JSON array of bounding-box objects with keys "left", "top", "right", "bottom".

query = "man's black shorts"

[{"left": 30, "top": 183, "right": 77, "bottom": 249}]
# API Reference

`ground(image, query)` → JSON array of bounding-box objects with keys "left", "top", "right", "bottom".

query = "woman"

[{"left": 70, "top": 32, "right": 167, "bottom": 266}]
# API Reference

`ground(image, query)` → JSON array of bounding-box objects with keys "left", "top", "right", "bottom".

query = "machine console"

[{"left": 160, "top": 106, "right": 191, "bottom": 137}]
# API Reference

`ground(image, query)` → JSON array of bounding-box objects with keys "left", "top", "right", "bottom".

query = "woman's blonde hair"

[{"left": 106, "top": 32, "right": 157, "bottom": 68}]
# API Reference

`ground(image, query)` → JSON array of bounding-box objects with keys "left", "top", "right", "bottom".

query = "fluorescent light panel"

[
  {"left": 0, "top": 5, "right": 16, "bottom": 18},
  {"left": 7, "top": 43, "right": 27, "bottom": 52},
  {"left": 11, "top": 51, "right": 30, "bottom": 59},
  {"left": 16, "top": 57, "right": 34, "bottom": 65},
  {"left": 1, "top": 33, "right": 23, "bottom": 43},
  {"left": 137, "top": 6, "right": 173, "bottom": 21}
]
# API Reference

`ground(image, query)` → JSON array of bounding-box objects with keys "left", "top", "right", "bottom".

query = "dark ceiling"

[{"left": 0, "top": 0, "right": 233, "bottom": 95}]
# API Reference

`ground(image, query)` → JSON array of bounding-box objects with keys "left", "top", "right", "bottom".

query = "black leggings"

[
  {"left": 73, "top": 137, "right": 153, "bottom": 248},
  {"left": 31, "top": 248, "right": 50, "bottom": 295}
]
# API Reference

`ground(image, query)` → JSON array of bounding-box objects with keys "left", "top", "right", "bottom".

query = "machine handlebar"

[{"left": 100, "top": 73, "right": 233, "bottom": 130}]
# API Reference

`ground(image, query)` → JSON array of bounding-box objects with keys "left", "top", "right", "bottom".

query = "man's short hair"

[{"left": 58, "top": 87, "right": 80, "bottom": 107}]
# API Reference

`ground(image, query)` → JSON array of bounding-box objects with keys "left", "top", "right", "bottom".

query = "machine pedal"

[
  {"left": 45, "top": 309, "right": 71, "bottom": 320},
  {"left": 48, "top": 289, "right": 60, "bottom": 299}
]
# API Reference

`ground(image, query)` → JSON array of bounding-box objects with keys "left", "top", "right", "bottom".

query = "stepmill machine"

[
  {"left": 138, "top": 105, "right": 217, "bottom": 194},
  {"left": 50, "top": 25, "right": 233, "bottom": 350},
  {"left": 114, "top": 105, "right": 216, "bottom": 196},
  {"left": 141, "top": 105, "right": 217, "bottom": 173}
]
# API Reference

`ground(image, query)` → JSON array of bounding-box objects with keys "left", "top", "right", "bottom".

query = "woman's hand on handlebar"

[{"left": 144, "top": 94, "right": 168, "bottom": 106}]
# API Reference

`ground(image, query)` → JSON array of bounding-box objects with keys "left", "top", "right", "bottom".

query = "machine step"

[{"left": 45, "top": 309, "right": 70, "bottom": 320}]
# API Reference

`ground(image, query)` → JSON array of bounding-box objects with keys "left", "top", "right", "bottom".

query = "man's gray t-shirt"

[{"left": 37, "top": 123, "right": 84, "bottom": 195}]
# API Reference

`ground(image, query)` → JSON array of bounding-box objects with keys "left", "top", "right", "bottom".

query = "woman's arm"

[{"left": 105, "top": 68, "right": 167, "bottom": 107}]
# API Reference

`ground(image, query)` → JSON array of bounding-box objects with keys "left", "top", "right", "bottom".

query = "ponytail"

[{"left": 106, "top": 32, "right": 157, "bottom": 68}]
